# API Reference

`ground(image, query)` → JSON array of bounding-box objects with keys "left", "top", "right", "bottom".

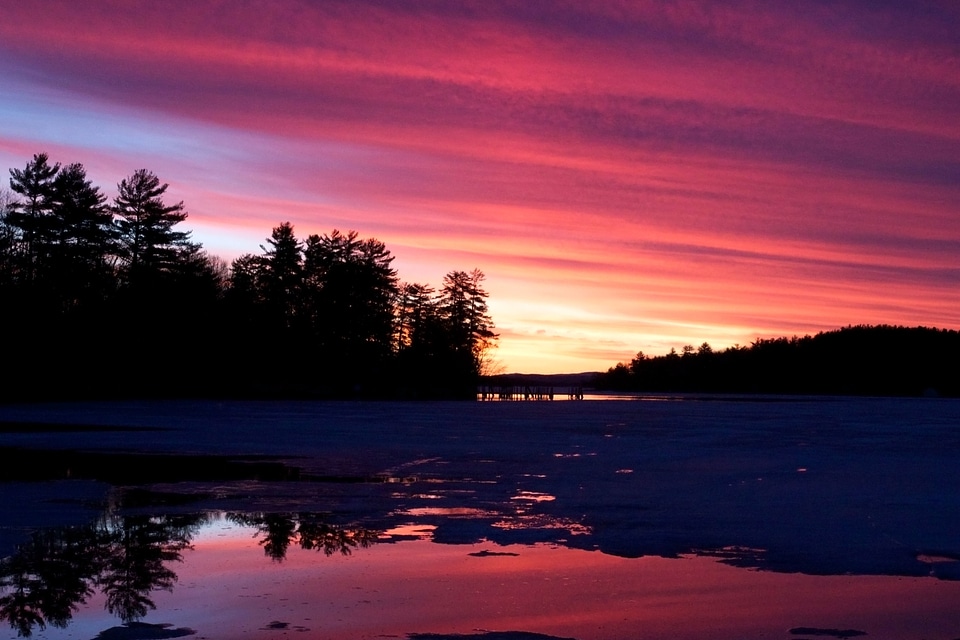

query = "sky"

[{"left": 1, "top": 1, "right": 958, "bottom": 374}]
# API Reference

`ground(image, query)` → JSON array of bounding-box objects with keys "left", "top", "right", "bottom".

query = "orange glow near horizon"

[{"left": 1, "top": 2, "right": 959, "bottom": 372}]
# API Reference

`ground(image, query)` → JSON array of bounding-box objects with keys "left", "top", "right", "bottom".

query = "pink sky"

[{"left": 1, "top": 1, "right": 958, "bottom": 373}]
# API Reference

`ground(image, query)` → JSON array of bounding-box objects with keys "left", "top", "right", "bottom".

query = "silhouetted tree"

[
  {"left": 45, "top": 162, "right": 117, "bottom": 309},
  {"left": 439, "top": 269, "right": 497, "bottom": 385},
  {"left": 2, "top": 158, "right": 114, "bottom": 396},
  {"left": 106, "top": 170, "right": 219, "bottom": 395},
  {"left": 0, "top": 188, "right": 18, "bottom": 288},
  {"left": 260, "top": 221, "right": 302, "bottom": 330},
  {"left": 394, "top": 282, "right": 437, "bottom": 353},
  {"left": 228, "top": 253, "right": 266, "bottom": 303},
  {"left": 3, "top": 158, "right": 115, "bottom": 303},
  {"left": 302, "top": 229, "right": 398, "bottom": 390},
  {"left": 6, "top": 153, "right": 59, "bottom": 283},
  {"left": 223, "top": 252, "right": 270, "bottom": 361},
  {"left": 113, "top": 169, "right": 194, "bottom": 287},
  {"left": 1, "top": 153, "right": 504, "bottom": 400}
]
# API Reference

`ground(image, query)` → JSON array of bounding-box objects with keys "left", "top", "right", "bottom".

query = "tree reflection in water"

[
  {"left": 0, "top": 512, "right": 380, "bottom": 637},
  {"left": 0, "top": 526, "right": 100, "bottom": 636},
  {"left": 228, "top": 512, "right": 382, "bottom": 561},
  {"left": 96, "top": 514, "right": 200, "bottom": 625}
]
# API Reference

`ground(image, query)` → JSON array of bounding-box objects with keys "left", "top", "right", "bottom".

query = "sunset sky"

[{"left": 1, "top": 1, "right": 958, "bottom": 373}]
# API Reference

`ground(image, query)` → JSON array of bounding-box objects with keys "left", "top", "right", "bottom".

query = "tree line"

[
  {"left": 595, "top": 325, "right": 960, "bottom": 397},
  {"left": 0, "top": 153, "right": 497, "bottom": 400}
]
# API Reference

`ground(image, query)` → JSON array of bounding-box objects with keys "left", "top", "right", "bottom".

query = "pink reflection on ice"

[
  {"left": 135, "top": 518, "right": 960, "bottom": 640},
  {"left": 400, "top": 507, "right": 498, "bottom": 517},
  {"left": 36, "top": 516, "right": 960, "bottom": 640},
  {"left": 510, "top": 491, "right": 555, "bottom": 502}
]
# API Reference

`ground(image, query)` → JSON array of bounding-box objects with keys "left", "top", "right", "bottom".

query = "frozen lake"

[{"left": 1, "top": 397, "right": 959, "bottom": 639}]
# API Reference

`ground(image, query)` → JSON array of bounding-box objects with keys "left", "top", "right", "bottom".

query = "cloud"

[{"left": 1, "top": 1, "right": 958, "bottom": 372}]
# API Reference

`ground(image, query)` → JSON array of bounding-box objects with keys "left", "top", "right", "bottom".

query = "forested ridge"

[
  {"left": 0, "top": 153, "right": 497, "bottom": 400},
  {"left": 596, "top": 325, "right": 960, "bottom": 397}
]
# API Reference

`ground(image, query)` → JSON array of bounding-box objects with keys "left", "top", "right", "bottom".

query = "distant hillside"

[
  {"left": 594, "top": 325, "right": 960, "bottom": 397},
  {"left": 481, "top": 372, "right": 599, "bottom": 389}
]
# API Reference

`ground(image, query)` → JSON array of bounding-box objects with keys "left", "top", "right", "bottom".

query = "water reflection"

[
  {"left": 1, "top": 526, "right": 99, "bottom": 636},
  {"left": 0, "top": 513, "right": 201, "bottom": 637},
  {"left": 0, "top": 512, "right": 380, "bottom": 637},
  {"left": 3, "top": 514, "right": 960, "bottom": 639},
  {"left": 4, "top": 398, "right": 960, "bottom": 638},
  {"left": 227, "top": 513, "right": 380, "bottom": 562}
]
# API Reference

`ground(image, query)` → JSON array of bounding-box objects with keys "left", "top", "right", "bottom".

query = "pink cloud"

[{"left": 1, "top": 2, "right": 958, "bottom": 372}]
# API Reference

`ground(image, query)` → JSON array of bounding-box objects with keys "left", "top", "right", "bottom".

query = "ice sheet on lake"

[{"left": 1, "top": 397, "right": 959, "bottom": 579}]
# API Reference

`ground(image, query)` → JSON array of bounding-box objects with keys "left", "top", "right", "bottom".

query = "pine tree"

[
  {"left": 439, "top": 268, "right": 498, "bottom": 380},
  {"left": 113, "top": 169, "right": 193, "bottom": 286},
  {"left": 7, "top": 153, "right": 60, "bottom": 282},
  {"left": 261, "top": 221, "right": 303, "bottom": 327},
  {"left": 47, "top": 163, "right": 116, "bottom": 308},
  {"left": 302, "top": 229, "right": 398, "bottom": 383}
]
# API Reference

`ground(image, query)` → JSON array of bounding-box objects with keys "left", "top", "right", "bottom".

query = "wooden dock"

[{"left": 476, "top": 385, "right": 584, "bottom": 401}]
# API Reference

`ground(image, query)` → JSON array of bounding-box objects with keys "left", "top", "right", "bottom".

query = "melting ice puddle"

[
  {"left": 511, "top": 491, "right": 556, "bottom": 502},
  {"left": 400, "top": 507, "right": 498, "bottom": 517},
  {"left": 6, "top": 514, "right": 960, "bottom": 640}
]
